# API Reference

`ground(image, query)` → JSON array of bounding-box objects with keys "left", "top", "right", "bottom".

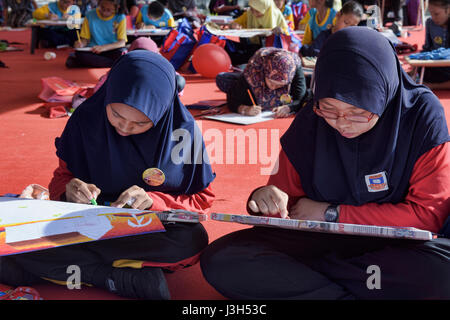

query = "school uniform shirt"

[
  {"left": 280, "top": 27, "right": 450, "bottom": 234},
  {"left": 136, "top": 6, "right": 175, "bottom": 28},
  {"left": 422, "top": 17, "right": 449, "bottom": 52},
  {"left": 266, "top": 144, "right": 450, "bottom": 234},
  {"left": 33, "top": 1, "right": 81, "bottom": 20},
  {"left": 80, "top": 8, "right": 127, "bottom": 46},
  {"left": 301, "top": 7, "right": 336, "bottom": 45},
  {"left": 49, "top": 158, "right": 216, "bottom": 214},
  {"left": 51, "top": 51, "right": 216, "bottom": 213},
  {"left": 233, "top": 0, "right": 289, "bottom": 34}
]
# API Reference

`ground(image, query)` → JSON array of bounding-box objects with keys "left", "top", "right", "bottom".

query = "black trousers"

[
  {"left": 65, "top": 47, "right": 127, "bottom": 68},
  {"left": 225, "top": 39, "right": 261, "bottom": 66},
  {"left": 38, "top": 28, "right": 78, "bottom": 48},
  {"left": 200, "top": 227, "right": 450, "bottom": 299},
  {"left": 424, "top": 67, "right": 450, "bottom": 84},
  {"left": 2, "top": 222, "right": 208, "bottom": 287}
]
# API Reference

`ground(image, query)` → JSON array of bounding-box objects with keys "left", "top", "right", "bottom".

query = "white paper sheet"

[
  {"left": 0, "top": 198, "right": 146, "bottom": 243},
  {"left": 75, "top": 47, "right": 93, "bottom": 51},
  {"left": 203, "top": 111, "right": 276, "bottom": 125}
]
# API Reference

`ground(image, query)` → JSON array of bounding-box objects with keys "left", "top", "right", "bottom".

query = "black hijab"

[{"left": 281, "top": 27, "right": 449, "bottom": 205}]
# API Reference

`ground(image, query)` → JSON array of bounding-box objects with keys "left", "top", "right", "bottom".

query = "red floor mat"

[{"left": 0, "top": 28, "right": 448, "bottom": 300}]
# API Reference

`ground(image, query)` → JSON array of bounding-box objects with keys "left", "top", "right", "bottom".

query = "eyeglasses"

[{"left": 313, "top": 104, "right": 375, "bottom": 123}]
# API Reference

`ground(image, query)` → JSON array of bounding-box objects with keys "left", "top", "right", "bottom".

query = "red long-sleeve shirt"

[
  {"left": 49, "top": 159, "right": 215, "bottom": 214},
  {"left": 266, "top": 143, "right": 450, "bottom": 233}
]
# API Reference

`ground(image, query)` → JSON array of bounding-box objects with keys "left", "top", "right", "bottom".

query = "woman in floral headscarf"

[{"left": 225, "top": 47, "right": 310, "bottom": 117}]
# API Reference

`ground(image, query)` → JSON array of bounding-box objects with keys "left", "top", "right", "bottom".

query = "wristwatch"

[{"left": 324, "top": 204, "right": 339, "bottom": 222}]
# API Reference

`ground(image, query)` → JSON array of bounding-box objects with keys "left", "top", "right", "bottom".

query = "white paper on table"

[
  {"left": 75, "top": 47, "right": 93, "bottom": 51},
  {"left": 203, "top": 111, "right": 276, "bottom": 125}
]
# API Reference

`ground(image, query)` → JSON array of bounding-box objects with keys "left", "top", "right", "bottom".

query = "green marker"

[{"left": 90, "top": 198, "right": 98, "bottom": 206}]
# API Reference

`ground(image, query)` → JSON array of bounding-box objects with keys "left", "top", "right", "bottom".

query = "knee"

[{"left": 200, "top": 241, "right": 227, "bottom": 287}]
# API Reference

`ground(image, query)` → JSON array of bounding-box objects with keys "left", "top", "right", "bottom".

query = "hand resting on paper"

[
  {"left": 66, "top": 177, "right": 101, "bottom": 204},
  {"left": 238, "top": 104, "right": 262, "bottom": 116},
  {"left": 47, "top": 13, "right": 60, "bottom": 20},
  {"left": 247, "top": 185, "right": 289, "bottom": 218},
  {"left": 230, "top": 22, "right": 243, "bottom": 29},
  {"left": 272, "top": 105, "right": 291, "bottom": 118},
  {"left": 92, "top": 45, "right": 106, "bottom": 54},
  {"left": 248, "top": 186, "right": 330, "bottom": 221},
  {"left": 19, "top": 184, "right": 50, "bottom": 200},
  {"left": 110, "top": 185, "right": 153, "bottom": 210},
  {"left": 74, "top": 38, "right": 88, "bottom": 48}
]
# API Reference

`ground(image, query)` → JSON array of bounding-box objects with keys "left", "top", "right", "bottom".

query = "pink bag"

[{"left": 38, "top": 77, "right": 82, "bottom": 103}]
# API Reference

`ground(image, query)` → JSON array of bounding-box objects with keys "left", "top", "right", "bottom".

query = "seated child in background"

[
  {"left": 231, "top": 0, "right": 288, "bottom": 35},
  {"left": 208, "top": 0, "right": 242, "bottom": 18},
  {"left": 71, "top": 37, "right": 186, "bottom": 109},
  {"left": 300, "top": 0, "right": 336, "bottom": 45},
  {"left": 274, "top": 0, "right": 294, "bottom": 29},
  {"left": 167, "top": 0, "right": 201, "bottom": 27},
  {"left": 71, "top": 37, "right": 185, "bottom": 109},
  {"left": 124, "top": 0, "right": 139, "bottom": 21},
  {"left": 228, "top": 0, "right": 289, "bottom": 65},
  {"left": 421, "top": 0, "right": 450, "bottom": 89},
  {"left": 300, "top": 0, "right": 363, "bottom": 57},
  {"left": 66, "top": 0, "right": 127, "bottom": 68},
  {"left": 2, "top": 0, "right": 37, "bottom": 27},
  {"left": 74, "top": 0, "right": 97, "bottom": 16},
  {"left": 135, "top": 0, "right": 175, "bottom": 29},
  {"left": 218, "top": 47, "right": 311, "bottom": 118},
  {"left": 32, "top": 0, "right": 81, "bottom": 47}
]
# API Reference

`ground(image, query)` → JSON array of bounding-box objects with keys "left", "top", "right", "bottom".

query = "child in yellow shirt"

[
  {"left": 65, "top": 0, "right": 127, "bottom": 68},
  {"left": 33, "top": 0, "right": 81, "bottom": 47}
]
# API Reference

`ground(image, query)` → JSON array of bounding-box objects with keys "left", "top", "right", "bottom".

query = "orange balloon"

[{"left": 192, "top": 43, "right": 231, "bottom": 78}]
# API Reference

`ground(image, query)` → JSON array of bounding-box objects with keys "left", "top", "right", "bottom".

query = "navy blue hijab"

[
  {"left": 55, "top": 51, "right": 215, "bottom": 203},
  {"left": 281, "top": 27, "right": 449, "bottom": 205}
]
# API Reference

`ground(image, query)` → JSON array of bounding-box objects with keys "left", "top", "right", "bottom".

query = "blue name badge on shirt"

[{"left": 365, "top": 171, "right": 389, "bottom": 192}]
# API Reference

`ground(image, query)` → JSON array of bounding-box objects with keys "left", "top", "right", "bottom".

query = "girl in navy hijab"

[
  {"left": 2, "top": 51, "right": 215, "bottom": 300},
  {"left": 201, "top": 27, "right": 450, "bottom": 299}
]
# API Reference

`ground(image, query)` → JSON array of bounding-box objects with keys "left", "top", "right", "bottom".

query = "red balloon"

[{"left": 192, "top": 43, "right": 231, "bottom": 78}]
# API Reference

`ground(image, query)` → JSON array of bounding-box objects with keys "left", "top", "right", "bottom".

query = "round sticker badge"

[
  {"left": 280, "top": 94, "right": 292, "bottom": 104},
  {"left": 142, "top": 168, "right": 165, "bottom": 186}
]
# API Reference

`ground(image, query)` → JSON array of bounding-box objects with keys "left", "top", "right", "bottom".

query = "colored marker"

[{"left": 90, "top": 198, "right": 98, "bottom": 206}]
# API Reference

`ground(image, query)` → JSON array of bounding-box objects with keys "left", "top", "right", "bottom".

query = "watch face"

[{"left": 324, "top": 206, "right": 338, "bottom": 222}]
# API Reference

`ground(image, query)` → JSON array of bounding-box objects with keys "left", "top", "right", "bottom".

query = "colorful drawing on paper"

[{"left": 0, "top": 197, "right": 165, "bottom": 256}]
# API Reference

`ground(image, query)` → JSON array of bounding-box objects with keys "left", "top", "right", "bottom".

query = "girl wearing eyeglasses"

[{"left": 201, "top": 27, "right": 450, "bottom": 299}]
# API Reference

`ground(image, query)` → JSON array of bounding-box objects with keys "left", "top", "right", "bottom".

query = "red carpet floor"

[{"left": 0, "top": 28, "right": 448, "bottom": 300}]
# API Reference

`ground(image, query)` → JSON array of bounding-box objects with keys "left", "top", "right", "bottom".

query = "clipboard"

[{"left": 210, "top": 213, "right": 434, "bottom": 240}]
